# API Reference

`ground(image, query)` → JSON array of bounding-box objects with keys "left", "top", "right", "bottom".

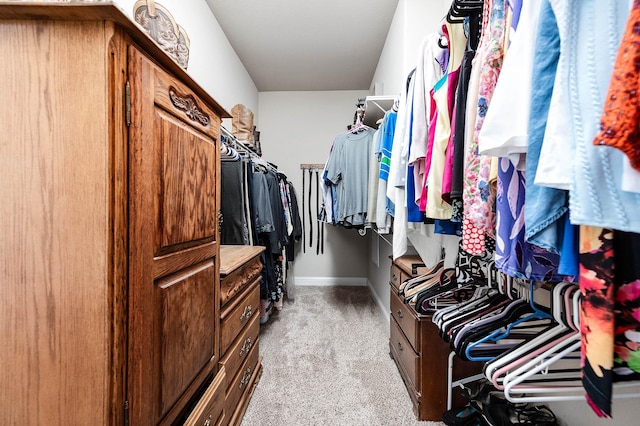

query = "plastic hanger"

[
  {"left": 463, "top": 282, "right": 553, "bottom": 361},
  {"left": 486, "top": 284, "right": 579, "bottom": 390}
]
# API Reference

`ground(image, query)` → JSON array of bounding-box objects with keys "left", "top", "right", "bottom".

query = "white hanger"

[{"left": 483, "top": 283, "right": 575, "bottom": 386}]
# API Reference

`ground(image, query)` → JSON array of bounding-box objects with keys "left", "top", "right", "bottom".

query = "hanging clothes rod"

[
  {"left": 221, "top": 125, "right": 261, "bottom": 158},
  {"left": 300, "top": 163, "right": 325, "bottom": 170}
]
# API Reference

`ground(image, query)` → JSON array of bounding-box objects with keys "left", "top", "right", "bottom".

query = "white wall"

[
  {"left": 370, "top": 0, "right": 451, "bottom": 97},
  {"left": 369, "top": 0, "right": 406, "bottom": 96},
  {"left": 257, "top": 90, "right": 370, "bottom": 282},
  {"left": 114, "top": 0, "right": 258, "bottom": 122}
]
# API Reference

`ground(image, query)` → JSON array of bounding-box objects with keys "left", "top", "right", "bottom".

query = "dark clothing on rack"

[
  {"left": 265, "top": 170, "right": 288, "bottom": 254},
  {"left": 286, "top": 182, "right": 302, "bottom": 260},
  {"left": 220, "top": 160, "right": 249, "bottom": 245},
  {"left": 247, "top": 161, "right": 301, "bottom": 302},
  {"left": 450, "top": 41, "right": 476, "bottom": 205}
]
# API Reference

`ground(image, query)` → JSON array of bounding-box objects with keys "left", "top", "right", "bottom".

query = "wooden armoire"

[{"left": 0, "top": 2, "right": 229, "bottom": 425}]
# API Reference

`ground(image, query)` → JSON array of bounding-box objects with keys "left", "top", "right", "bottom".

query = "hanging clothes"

[
  {"left": 579, "top": 226, "right": 640, "bottom": 418},
  {"left": 376, "top": 109, "right": 397, "bottom": 234},
  {"left": 324, "top": 127, "right": 376, "bottom": 227},
  {"left": 388, "top": 69, "right": 416, "bottom": 259},
  {"left": 366, "top": 127, "right": 382, "bottom": 227},
  {"left": 449, "top": 15, "right": 480, "bottom": 224},
  {"left": 407, "top": 33, "right": 445, "bottom": 213},
  {"left": 220, "top": 159, "right": 250, "bottom": 245},
  {"left": 422, "top": 21, "right": 466, "bottom": 220},
  {"left": 461, "top": 0, "right": 505, "bottom": 256}
]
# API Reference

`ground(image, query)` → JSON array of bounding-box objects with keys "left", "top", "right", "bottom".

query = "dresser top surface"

[
  {"left": 219, "top": 245, "right": 265, "bottom": 276},
  {"left": 392, "top": 255, "right": 425, "bottom": 277}
]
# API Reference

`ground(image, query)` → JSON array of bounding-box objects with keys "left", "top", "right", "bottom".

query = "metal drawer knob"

[
  {"left": 397, "top": 341, "right": 403, "bottom": 351},
  {"left": 239, "top": 336, "right": 253, "bottom": 357},
  {"left": 397, "top": 310, "right": 403, "bottom": 319},
  {"left": 203, "top": 414, "right": 212, "bottom": 426},
  {"left": 240, "top": 366, "right": 252, "bottom": 388},
  {"left": 240, "top": 305, "right": 253, "bottom": 322}
]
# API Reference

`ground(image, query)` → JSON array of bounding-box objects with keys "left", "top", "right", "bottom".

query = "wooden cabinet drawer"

[
  {"left": 183, "top": 368, "right": 226, "bottom": 426},
  {"left": 389, "top": 289, "right": 420, "bottom": 350},
  {"left": 220, "top": 282, "right": 260, "bottom": 355},
  {"left": 220, "top": 313, "right": 259, "bottom": 384},
  {"left": 390, "top": 317, "right": 419, "bottom": 389},
  {"left": 390, "top": 264, "right": 404, "bottom": 292},
  {"left": 220, "top": 256, "right": 262, "bottom": 307},
  {"left": 225, "top": 340, "right": 260, "bottom": 417}
]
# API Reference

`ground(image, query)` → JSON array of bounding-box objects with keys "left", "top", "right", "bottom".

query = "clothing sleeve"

[{"left": 324, "top": 138, "right": 344, "bottom": 184}]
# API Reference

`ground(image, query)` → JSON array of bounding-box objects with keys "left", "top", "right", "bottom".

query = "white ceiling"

[{"left": 205, "top": 0, "right": 400, "bottom": 92}]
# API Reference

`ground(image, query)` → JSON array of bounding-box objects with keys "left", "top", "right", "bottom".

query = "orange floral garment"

[{"left": 593, "top": 0, "right": 640, "bottom": 170}]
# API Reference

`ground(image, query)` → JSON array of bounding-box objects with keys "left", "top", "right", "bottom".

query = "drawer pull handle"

[
  {"left": 240, "top": 305, "right": 253, "bottom": 322},
  {"left": 397, "top": 310, "right": 403, "bottom": 319},
  {"left": 397, "top": 341, "right": 403, "bottom": 351},
  {"left": 239, "top": 336, "right": 253, "bottom": 357},
  {"left": 203, "top": 414, "right": 212, "bottom": 426},
  {"left": 240, "top": 366, "right": 252, "bottom": 388}
]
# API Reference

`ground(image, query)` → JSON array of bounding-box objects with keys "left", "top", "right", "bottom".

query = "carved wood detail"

[
  {"left": 221, "top": 260, "right": 262, "bottom": 306},
  {"left": 168, "top": 86, "right": 210, "bottom": 127}
]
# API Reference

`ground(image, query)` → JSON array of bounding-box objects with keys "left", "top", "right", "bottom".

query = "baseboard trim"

[
  {"left": 294, "top": 277, "right": 368, "bottom": 287},
  {"left": 368, "top": 279, "right": 390, "bottom": 320}
]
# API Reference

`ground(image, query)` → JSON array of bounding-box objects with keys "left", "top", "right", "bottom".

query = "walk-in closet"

[{"left": 2, "top": 1, "right": 640, "bottom": 425}]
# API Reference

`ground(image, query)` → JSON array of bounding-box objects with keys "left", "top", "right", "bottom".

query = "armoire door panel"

[
  {"left": 155, "top": 260, "right": 217, "bottom": 418},
  {"left": 128, "top": 43, "right": 222, "bottom": 426},
  {"left": 154, "top": 108, "right": 217, "bottom": 257}
]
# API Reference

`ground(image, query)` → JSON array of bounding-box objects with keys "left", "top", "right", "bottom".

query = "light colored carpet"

[{"left": 241, "top": 285, "right": 445, "bottom": 426}]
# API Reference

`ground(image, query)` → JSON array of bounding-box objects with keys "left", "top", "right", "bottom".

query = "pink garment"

[
  {"left": 420, "top": 21, "right": 466, "bottom": 217},
  {"left": 419, "top": 90, "right": 440, "bottom": 212},
  {"left": 462, "top": 0, "right": 506, "bottom": 255},
  {"left": 442, "top": 112, "right": 456, "bottom": 204}
]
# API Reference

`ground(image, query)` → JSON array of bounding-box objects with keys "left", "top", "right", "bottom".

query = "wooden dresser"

[
  {"left": 0, "top": 3, "right": 229, "bottom": 425},
  {"left": 389, "top": 255, "right": 480, "bottom": 421},
  {"left": 219, "top": 245, "right": 265, "bottom": 426}
]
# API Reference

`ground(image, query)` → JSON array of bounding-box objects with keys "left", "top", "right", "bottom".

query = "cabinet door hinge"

[
  {"left": 124, "top": 400, "right": 129, "bottom": 426},
  {"left": 125, "top": 81, "right": 131, "bottom": 127}
]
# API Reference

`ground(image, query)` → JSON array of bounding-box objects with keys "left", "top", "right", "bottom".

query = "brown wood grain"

[
  {"left": 158, "top": 261, "right": 216, "bottom": 416},
  {"left": 220, "top": 283, "right": 260, "bottom": 357},
  {"left": 219, "top": 245, "right": 265, "bottom": 276},
  {"left": 389, "top": 256, "right": 483, "bottom": 421},
  {"left": 156, "top": 108, "right": 217, "bottom": 251},
  {"left": 224, "top": 342, "right": 260, "bottom": 425},
  {"left": 0, "top": 2, "right": 230, "bottom": 119},
  {"left": 219, "top": 248, "right": 264, "bottom": 307},
  {"left": 219, "top": 314, "right": 260, "bottom": 389},
  {"left": 183, "top": 368, "right": 226, "bottom": 426},
  {"left": 1, "top": 5, "right": 227, "bottom": 425},
  {"left": 128, "top": 46, "right": 222, "bottom": 425},
  {"left": 0, "top": 19, "right": 114, "bottom": 425},
  {"left": 107, "top": 23, "right": 130, "bottom": 426}
]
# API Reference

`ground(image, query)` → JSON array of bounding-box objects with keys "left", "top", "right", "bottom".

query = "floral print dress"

[{"left": 462, "top": 0, "right": 505, "bottom": 255}]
